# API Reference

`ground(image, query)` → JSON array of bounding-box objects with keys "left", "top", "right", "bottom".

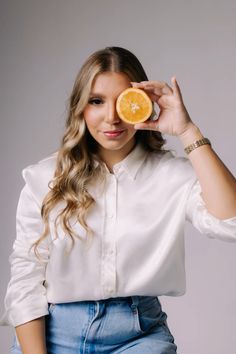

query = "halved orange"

[{"left": 116, "top": 88, "right": 153, "bottom": 124}]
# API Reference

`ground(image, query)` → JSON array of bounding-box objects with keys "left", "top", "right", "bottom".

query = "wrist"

[{"left": 178, "top": 123, "right": 204, "bottom": 147}]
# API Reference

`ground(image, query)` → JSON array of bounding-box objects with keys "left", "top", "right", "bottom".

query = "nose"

[{"left": 105, "top": 102, "right": 121, "bottom": 124}]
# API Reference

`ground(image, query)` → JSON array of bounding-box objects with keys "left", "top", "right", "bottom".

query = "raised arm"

[
  {"left": 132, "top": 78, "right": 236, "bottom": 220},
  {"left": 178, "top": 122, "right": 236, "bottom": 219}
]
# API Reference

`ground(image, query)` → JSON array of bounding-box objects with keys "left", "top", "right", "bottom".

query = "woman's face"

[{"left": 83, "top": 71, "right": 136, "bottom": 165}]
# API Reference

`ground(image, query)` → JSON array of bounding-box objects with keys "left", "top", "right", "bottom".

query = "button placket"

[{"left": 101, "top": 175, "right": 117, "bottom": 297}]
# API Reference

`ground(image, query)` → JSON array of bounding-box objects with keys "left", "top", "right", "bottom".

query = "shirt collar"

[
  {"left": 87, "top": 144, "right": 148, "bottom": 199},
  {"left": 112, "top": 144, "right": 148, "bottom": 180}
]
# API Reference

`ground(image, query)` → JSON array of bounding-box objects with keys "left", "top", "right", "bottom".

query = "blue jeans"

[{"left": 11, "top": 296, "right": 177, "bottom": 353}]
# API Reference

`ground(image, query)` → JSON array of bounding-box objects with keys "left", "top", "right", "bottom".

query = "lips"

[{"left": 103, "top": 129, "right": 125, "bottom": 138}]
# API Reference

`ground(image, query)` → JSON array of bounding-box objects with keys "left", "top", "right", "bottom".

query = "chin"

[{"left": 101, "top": 141, "right": 128, "bottom": 151}]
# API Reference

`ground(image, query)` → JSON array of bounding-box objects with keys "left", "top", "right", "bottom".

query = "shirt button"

[{"left": 107, "top": 213, "right": 114, "bottom": 218}]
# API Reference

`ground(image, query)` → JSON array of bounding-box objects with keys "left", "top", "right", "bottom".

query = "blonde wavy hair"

[{"left": 32, "top": 46, "right": 166, "bottom": 258}]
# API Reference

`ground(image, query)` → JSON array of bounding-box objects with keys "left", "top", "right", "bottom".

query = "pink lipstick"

[{"left": 103, "top": 129, "right": 125, "bottom": 138}]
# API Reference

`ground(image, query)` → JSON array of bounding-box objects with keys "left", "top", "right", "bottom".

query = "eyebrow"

[{"left": 89, "top": 92, "right": 106, "bottom": 98}]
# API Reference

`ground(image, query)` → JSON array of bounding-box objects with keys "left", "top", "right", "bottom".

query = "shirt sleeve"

[
  {"left": 186, "top": 179, "right": 236, "bottom": 241},
  {"left": 0, "top": 184, "right": 50, "bottom": 327}
]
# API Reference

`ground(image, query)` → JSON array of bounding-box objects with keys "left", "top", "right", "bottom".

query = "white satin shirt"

[{"left": 1, "top": 144, "right": 236, "bottom": 327}]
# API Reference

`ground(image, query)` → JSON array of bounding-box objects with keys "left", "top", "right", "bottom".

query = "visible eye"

[{"left": 88, "top": 98, "right": 104, "bottom": 105}]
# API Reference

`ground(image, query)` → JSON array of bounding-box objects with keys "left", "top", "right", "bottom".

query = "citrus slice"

[{"left": 116, "top": 88, "right": 152, "bottom": 124}]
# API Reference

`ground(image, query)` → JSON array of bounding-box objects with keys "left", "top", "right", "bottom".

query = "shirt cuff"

[{"left": 186, "top": 180, "right": 236, "bottom": 241}]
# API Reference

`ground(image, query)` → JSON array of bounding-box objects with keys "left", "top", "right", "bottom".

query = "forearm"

[
  {"left": 15, "top": 316, "right": 47, "bottom": 354},
  {"left": 179, "top": 123, "right": 236, "bottom": 219}
]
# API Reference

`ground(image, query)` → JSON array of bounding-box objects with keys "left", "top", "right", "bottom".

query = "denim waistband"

[
  {"left": 48, "top": 295, "right": 160, "bottom": 309},
  {"left": 102, "top": 295, "right": 159, "bottom": 308}
]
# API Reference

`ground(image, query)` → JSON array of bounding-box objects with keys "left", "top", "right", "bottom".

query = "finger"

[
  {"left": 134, "top": 120, "right": 160, "bottom": 131},
  {"left": 171, "top": 76, "right": 183, "bottom": 100},
  {"left": 130, "top": 82, "right": 146, "bottom": 88},
  {"left": 147, "top": 92, "right": 161, "bottom": 101},
  {"left": 131, "top": 82, "right": 162, "bottom": 99},
  {"left": 141, "top": 81, "right": 173, "bottom": 95},
  {"left": 144, "top": 86, "right": 163, "bottom": 96}
]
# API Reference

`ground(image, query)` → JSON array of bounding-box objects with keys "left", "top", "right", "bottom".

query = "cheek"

[{"left": 83, "top": 109, "right": 100, "bottom": 130}]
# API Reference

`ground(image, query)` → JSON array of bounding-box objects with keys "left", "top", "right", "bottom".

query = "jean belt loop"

[{"left": 130, "top": 296, "right": 139, "bottom": 310}]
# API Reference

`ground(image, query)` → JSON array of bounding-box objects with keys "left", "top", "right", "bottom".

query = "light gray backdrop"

[{"left": 1, "top": 0, "right": 236, "bottom": 353}]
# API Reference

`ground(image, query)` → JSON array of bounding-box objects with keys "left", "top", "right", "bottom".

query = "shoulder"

[
  {"left": 148, "top": 150, "right": 197, "bottom": 183},
  {"left": 22, "top": 152, "right": 57, "bottom": 180},
  {"left": 22, "top": 152, "right": 58, "bottom": 203}
]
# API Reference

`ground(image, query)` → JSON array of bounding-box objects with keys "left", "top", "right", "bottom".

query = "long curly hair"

[{"left": 32, "top": 46, "right": 166, "bottom": 258}]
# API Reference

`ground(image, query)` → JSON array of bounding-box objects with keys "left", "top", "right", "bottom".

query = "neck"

[{"left": 99, "top": 139, "right": 136, "bottom": 172}]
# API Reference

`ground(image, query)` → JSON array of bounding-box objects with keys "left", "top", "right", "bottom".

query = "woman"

[{"left": 1, "top": 46, "right": 236, "bottom": 354}]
